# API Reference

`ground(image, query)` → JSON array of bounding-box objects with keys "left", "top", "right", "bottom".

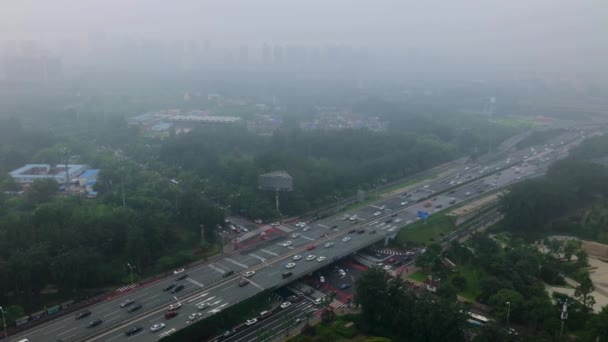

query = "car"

[
  {"left": 223, "top": 270, "right": 235, "bottom": 278},
  {"left": 369, "top": 229, "right": 376, "bottom": 234},
  {"left": 424, "top": 201, "right": 432, "bottom": 207},
  {"left": 176, "top": 273, "right": 188, "bottom": 280},
  {"left": 164, "top": 311, "right": 178, "bottom": 319},
  {"left": 168, "top": 302, "right": 182, "bottom": 311},
  {"left": 435, "top": 204, "right": 443, "bottom": 209},
  {"left": 270, "top": 222, "right": 280, "bottom": 226},
  {"left": 246, "top": 318, "right": 258, "bottom": 326},
  {"left": 150, "top": 323, "right": 166, "bottom": 332},
  {"left": 127, "top": 304, "right": 142, "bottom": 313},
  {"left": 394, "top": 260, "right": 404, "bottom": 266},
  {"left": 400, "top": 201, "right": 408, "bottom": 206},
  {"left": 302, "top": 226, "right": 311, "bottom": 232},
  {"left": 280, "top": 301, "right": 292, "bottom": 309},
  {"left": 196, "top": 303, "right": 210, "bottom": 310},
  {"left": 223, "top": 329, "right": 236, "bottom": 337},
  {"left": 291, "top": 233, "right": 300, "bottom": 238},
  {"left": 317, "top": 256, "right": 327, "bottom": 262},
  {"left": 285, "top": 262, "right": 296, "bottom": 269},
  {"left": 188, "top": 312, "right": 202, "bottom": 320},
  {"left": 171, "top": 284, "right": 185, "bottom": 293},
  {"left": 383, "top": 265, "right": 392, "bottom": 270},
  {"left": 465, "top": 192, "right": 471, "bottom": 196},
  {"left": 449, "top": 198, "right": 456, "bottom": 204},
  {"left": 391, "top": 213, "right": 398, "bottom": 217},
  {"left": 340, "top": 283, "right": 351, "bottom": 289},
  {"left": 342, "top": 236, "right": 351, "bottom": 242},
  {"left": 282, "top": 240, "right": 293, "bottom": 247},
  {"left": 254, "top": 219, "right": 263, "bottom": 224},
  {"left": 163, "top": 283, "right": 176, "bottom": 292},
  {"left": 87, "top": 319, "right": 102, "bottom": 328},
  {"left": 120, "top": 299, "right": 134, "bottom": 308},
  {"left": 324, "top": 242, "right": 334, "bottom": 248},
  {"left": 173, "top": 268, "right": 185, "bottom": 275},
  {"left": 282, "top": 271, "right": 293, "bottom": 279},
  {"left": 241, "top": 227, "right": 249, "bottom": 232},
  {"left": 357, "top": 229, "right": 365, "bottom": 234},
  {"left": 306, "top": 254, "right": 316, "bottom": 261},
  {"left": 388, "top": 258, "right": 396, "bottom": 264},
  {"left": 385, "top": 219, "right": 392, "bottom": 223},
  {"left": 306, "top": 244, "right": 316, "bottom": 250},
  {"left": 239, "top": 279, "right": 250, "bottom": 287},
  {"left": 423, "top": 185, "right": 430, "bottom": 189},
  {"left": 125, "top": 326, "right": 143, "bottom": 336},
  {"left": 75, "top": 310, "right": 91, "bottom": 319},
  {"left": 244, "top": 270, "right": 256, "bottom": 278},
  {"left": 293, "top": 254, "right": 302, "bottom": 261},
  {"left": 394, "top": 218, "right": 403, "bottom": 223},
  {"left": 373, "top": 211, "right": 382, "bottom": 216}
]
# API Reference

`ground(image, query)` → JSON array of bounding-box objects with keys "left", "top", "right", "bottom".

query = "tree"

[
  {"left": 584, "top": 305, "right": 608, "bottom": 341},
  {"left": 488, "top": 289, "right": 524, "bottom": 323},
  {"left": 574, "top": 275, "right": 595, "bottom": 311},
  {"left": 576, "top": 250, "right": 589, "bottom": 267},
  {"left": 26, "top": 178, "right": 58, "bottom": 205},
  {"left": 564, "top": 243, "right": 576, "bottom": 262},
  {"left": 452, "top": 275, "right": 467, "bottom": 291}
]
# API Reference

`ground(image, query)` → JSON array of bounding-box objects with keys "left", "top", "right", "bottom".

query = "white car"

[
  {"left": 196, "top": 303, "right": 210, "bottom": 310},
  {"left": 302, "top": 227, "right": 311, "bottom": 232},
  {"left": 150, "top": 323, "right": 166, "bottom": 332},
  {"left": 383, "top": 265, "right": 392, "bottom": 270},
  {"left": 306, "top": 254, "right": 316, "bottom": 261},
  {"left": 423, "top": 185, "right": 430, "bottom": 189},
  {"left": 168, "top": 303, "right": 181, "bottom": 310},
  {"left": 342, "top": 236, "right": 351, "bottom": 242},
  {"left": 245, "top": 318, "right": 258, "bottom": 326},
  {"left": 394, "top": 218, "right": 402, "bottom": 223},
  {"left": 280, "top": 302, "right": 292, "bottom": 309},
  {"left": 173, "top": 268, "right": 185, "bottom": 275},
  {"left": 189, "top": 312, "right": 202, "bottom": 320},
  {"left": 465, "top": 192, "right": 471, "bottom": 196},
  {"left": 324, "top": 242, "right": 334, "bottom": 248},
  {"left": 270, "top": 222, "right": 280, "bottom": 226},
  {"left": 282, "top": 241, "right": 293, "bottom": 247},
  {"left": 406, "top": 220, "right": 413, "bottom": 224},
  {"left": 317, "top": 256, "right": 327, "bottom": 262},
  {"left": 291, "top": 233, "right": 299, "bottom": 238},
  {"left": 400, "top": 201, "right": 408, "bottom": 206},
  {"left": 293, "top": 254, "right": 302, "bottom": 261},
  {"left": 373, "top": 211, "right": 382, "bottom": 216},
  {"left": 320, "top": 276, "right": 325, "bottom": 283},
  {"left": 285, "top": 262, "right": 296, "bottom": 269},
  {"left": 244, "top": 270, "right": 256, "bottom": 278},
  {"left": 254, "top": 219, "right": 263, "bottom": 224}
]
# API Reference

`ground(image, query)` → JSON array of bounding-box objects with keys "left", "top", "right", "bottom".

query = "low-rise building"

[{"left": 9, "top": 164, "right": 87, "bottom": 185}]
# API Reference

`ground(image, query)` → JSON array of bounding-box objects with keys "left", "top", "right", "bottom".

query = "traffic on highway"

[{"left": 7, "top": 128, "right": 590, "bottom": 342}]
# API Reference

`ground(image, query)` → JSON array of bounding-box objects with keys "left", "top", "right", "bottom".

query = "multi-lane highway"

[{"left": 7, "top": 128, "right": 592, "bottom": 342}]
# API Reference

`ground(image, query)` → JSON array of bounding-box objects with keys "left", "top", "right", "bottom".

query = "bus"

[{"left": 467, "top": 312, "right": 491, "bottom": 327}]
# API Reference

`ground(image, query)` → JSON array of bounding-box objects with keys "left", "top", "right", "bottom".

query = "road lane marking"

[
  {"left": 148, "top": 315, "right": 163, "bottom": 323},
  {"left": 208, "top": 263, "right": 225, "bottom": 274},
  {"left": 104, "top": 309, "right": 120, "bottom": 317},
  {"left": 195, "top": 296, "right": 216, "bottom": 306},
  {"left": 300, "top": 235, "right": 314, "bottom": 241},
  {"left": 248, "top": 279, "right": 264, "bottom": 290},
  {"left": 317, "top": 224, "right": 329, "bottom": 228},
  {"left": 104, "top": 333, "right": 123, "bottom": 342},
  {"left": 187, "top": 278, "right": 206, "bottom": 288},
  {"left": 260, "top": 249, "right": 278, "bottom": 256},
  {"left": 106, "top": 315, "right": 121, "bottom": 324},
  {"left": 249, "top": 253, "right": 267, "bottom": 262},
  {"left": 141, "top": 293, "right": 161, "bottom": 303},
  {"left": 187, "top": 292, "right": 209, "bottom": 303},
  {"left": 224, "top": 257, "right": 248, "bottom": 269},
  {"left": 57, "top": 327, "right": 77, "bottom": 336}
]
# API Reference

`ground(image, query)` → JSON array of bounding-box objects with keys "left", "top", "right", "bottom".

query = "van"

[
  {"left": 282, "top": 271, "right": 293, "bottom": 279},
  {"left": 17, "top": 339, "right": 30, "bottom": 342}
]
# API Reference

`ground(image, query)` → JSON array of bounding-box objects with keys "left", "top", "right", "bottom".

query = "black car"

[
  {"left": 331, "top": 225, "right": 339, "bottom": 229},
  {"left": 87, "top": 319, "right": 102, "bottom": 328},
  {"left": 171, "top": 284, "right": 185, "bottom": 293},
  {"left": 163, "top": 283, "right": 176, "bottom": 292},
  {"left": 127, "top": 304, "right": 142, "bottom": 313},
  {"left": 222, "top": 270, "right": 235, "bottom": 278},
  {"left": 176, "top": 273, "right": 188, "bottom": 280},
  {"left": 390, "top": 213, "right": 398, "bottom": 217},
  {"left": 75, "top": 310, "right": 91, "bottom": 320},
  {"left": 282, "top": 271, "right": 293, "bottom": 279},
  {"left": 357, "top": 229, "right": 365, "bottom": 234},
  {"left": 394, "top": 260, "right": 404, "bottom": 266},
  {"left": 125, "top": 326, "right": 143, "bottom": 336},
  {"left": 348, "top": 229, "right": 356, "bottom": 234},
  {"left": 385, "top": 219, "right": 392, "bottom": 224}
]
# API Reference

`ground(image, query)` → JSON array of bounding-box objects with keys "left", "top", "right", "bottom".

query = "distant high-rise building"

[
  {"left": 262, "top": 43, "right": 271, "bottom": 65},
  {"left": 239, "top": 44, "right": 249, "bottom": 65},
  {"left": 273, "top": 45, "right": 283, "bottom": 65}
]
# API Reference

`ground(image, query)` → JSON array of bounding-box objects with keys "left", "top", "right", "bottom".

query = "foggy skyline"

[{"left": 1, "top": 0, "right": 607, "bottom": 74}]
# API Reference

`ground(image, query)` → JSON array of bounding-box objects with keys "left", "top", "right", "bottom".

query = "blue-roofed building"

[{"left": 78, "top": 169, "right": 100, "bottom": 195}]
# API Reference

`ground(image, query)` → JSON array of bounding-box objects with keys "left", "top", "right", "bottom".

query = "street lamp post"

[
  {"left": 0, "top": 306, "right": 8, "bottom": 340},
  {"left": 126, "top": 263, "right": 135, "bottom": 286},
  {"left": 506, "top": 301, "right": 511, "bottom": 329}
]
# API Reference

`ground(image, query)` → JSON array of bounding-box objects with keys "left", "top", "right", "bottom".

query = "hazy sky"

[{"left": 2, "top": 0, "right": 606, "bottom": 72}]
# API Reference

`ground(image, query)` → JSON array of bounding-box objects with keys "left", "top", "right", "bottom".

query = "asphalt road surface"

[{"left": 7, "top": 128, "right": 591, "bottom": 342}]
